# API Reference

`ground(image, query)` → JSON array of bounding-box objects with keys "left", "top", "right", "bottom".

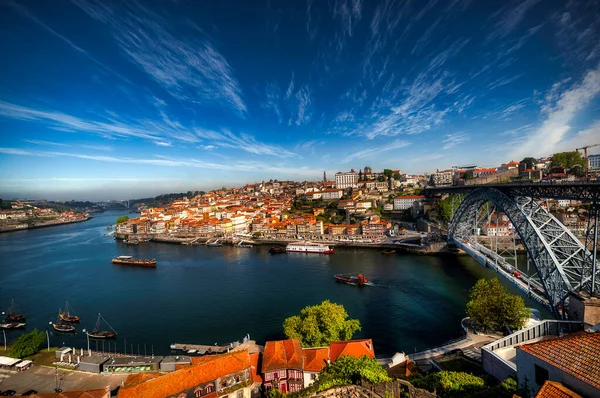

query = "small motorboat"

[
  {"left": 268, "top": 246, "right": 286, "bottom": 254},
  {"left": 334, "top": 273, "right": 369, "bottom": 286}
]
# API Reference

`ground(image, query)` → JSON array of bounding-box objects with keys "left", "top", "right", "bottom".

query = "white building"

[
  {"left": 321, "top": 188, "right": 343, "bottom": 201},
  {"left": 589, "top": 154, "right": 600, "bottom": 170},
  {"left": 335, "top": 170, "right": 359, "bottom": 189},
  {"left": 393, "top": 195, "right": 425, "bottom": 211},
  {"left": 430, "top": 170, "right": 453, "bottom": 186}
]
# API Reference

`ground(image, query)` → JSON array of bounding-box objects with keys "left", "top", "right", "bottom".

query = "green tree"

[
  {"left": 9, "top": 329, "right": 46, "bottom": 358},
  {"left": 317, "top": 355, "right": 390, "bottom": 391},
  {"left": 462, "top": 172, "right": 473, "bottom": 180},
  {"left": 283, "top": 300, "right": 361, "bottom": 347},
  {"left": 383, "top": 169, "right": 393, "bottom": 179},
  {"left": 551, "top": 151, "right": 586, "bottom": 169},
  {"left": 520, "top": 157, "right": 537, "bottom": 170},
  {"left": 435, "top": 195, "right": 464, "bottom": 223},
  {"left": 116, "top": 215, "right": 129, "bottom": 224},
  {"left": 358, "top": 170, "right": 363, "bottom": 181},
  {"left": 466, "top": 278, "right": 530, "bottom": 332}
]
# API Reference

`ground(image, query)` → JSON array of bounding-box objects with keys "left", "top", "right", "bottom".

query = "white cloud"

[
  {"left": 198, "top": 145, "right": 216, "bottom": 151},
  {"left": 25, "top": 139, "right": 70, "bottom": 147},
  {"left": 443, "top": 132, "right": 470, "bottom": 150},
  {"left": 0, "top": 147, "right": 316, "bottom": 175},
  {"left": 72, "top": 0, "right": 246, "bottom": 114},
  {"left": 1, "top": 100, "right": 294, "bottom": 158},
  {"left": 513, "top": 65, "right": 600, "bottom": 158},
  {"left": 294, "top": 86, "right": 313, "bottom": 125},
  {"left": 487, "top": 0, "right": 541, "bottom": 41},
  {"left": 342, "top": 140, "right": 410, "bottom": 163}
]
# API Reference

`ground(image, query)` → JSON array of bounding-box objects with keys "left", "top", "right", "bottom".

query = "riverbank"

[
  {"left": 113, "top": 232, "right": 458, "bottom": 255},
  {"left": 0, "top": 216, "right": 93, "bottom": 234}
]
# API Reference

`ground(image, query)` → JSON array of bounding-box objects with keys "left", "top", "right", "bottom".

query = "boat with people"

[
  {"left": 4, "top": 299, "right": 25, "bottom": 322},
  {"left": 0, "top": 322, "right": 26, "bottom": 330},
  {"left": 111, "top": 255, "right": 157, "bottom": 267},
  {"left": 124, "top": 239, "right": 139, "bottom": 245},
  {"left": 269, "top": 246, "right": 286, "bottom": 254},
  {"left": 286, "top": 242, "right": 334, "bottom": 254},
  {"left": 59, "top": 302, "right": 80, "bottom": 323},
  {"left": 86, "top": 313, "right": 117, "bottom": 339},
  {"left": 237, "top": 241, "right": 253, "bottom": 248},
  {"left": 334, "top": 273, "right": 369, "bottom": 286}
]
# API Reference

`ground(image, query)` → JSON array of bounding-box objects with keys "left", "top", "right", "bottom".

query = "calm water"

[{"left": 0, "top": 211, "right": 544, "bottom": 356}]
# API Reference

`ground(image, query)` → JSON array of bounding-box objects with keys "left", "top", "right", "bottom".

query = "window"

[
  {"left": 534, "top": 365, "right": 549, "bottom": 386},
  {"left": 237, "top": 391, "right": 244, "bottom": 398}
]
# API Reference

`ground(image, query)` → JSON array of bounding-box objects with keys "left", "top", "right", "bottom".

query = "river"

[{"left": 0, "top": 211, "right": 546, "bottom": 356}]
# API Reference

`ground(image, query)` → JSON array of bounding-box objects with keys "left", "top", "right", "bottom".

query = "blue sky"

[{"left": 1, "top": 0, "right": 599, "bottom": 200}]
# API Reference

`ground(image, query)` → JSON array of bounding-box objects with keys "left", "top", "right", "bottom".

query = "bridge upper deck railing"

[{"left": 424, "top": 180, "right": 600, "bottom": 200}]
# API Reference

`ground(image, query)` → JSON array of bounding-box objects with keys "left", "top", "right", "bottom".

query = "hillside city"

[{"left": 107, "top": 153, "right": 599, "bottom": 244}]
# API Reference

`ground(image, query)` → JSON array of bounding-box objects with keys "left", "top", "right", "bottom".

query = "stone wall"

[{"left": 312, "top": 381, "right": 436, "bottom": 398}]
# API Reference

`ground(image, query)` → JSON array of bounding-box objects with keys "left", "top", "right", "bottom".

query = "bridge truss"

[{"left": 449, "top": 188, "right": 599, "bottom": 317}]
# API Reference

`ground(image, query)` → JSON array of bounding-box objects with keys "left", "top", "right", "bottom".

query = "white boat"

[
  {"left": 237, "top": 241, "right": 253, "bottom": 248},
  {"left": 286, "top": 242, "right": 334, "bottom": 254}
]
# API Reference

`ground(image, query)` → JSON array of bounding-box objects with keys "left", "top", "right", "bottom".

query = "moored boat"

[
  {"left": 286, "top": 242, "right": 334, "bottom": 254},
  {"left": 112, "top": 255, "right": 157, "bottom": 267},
  {"left": 269, "top": 246, "right": 286, "bottom": 254},
  {"left": 334, "top": 273, "right": 369, "bottom": 286},
  {"left": 4, "top": 299, "right": 25, "bottom": 322},
  {"left": 206, "top": 239, "right": 222, "bottom": 247},
  {"left": 52, "top": 321, "right": 75, "bottom": 333},
  {"left": 59, "top": 301, "right": 80, "bottom": 323},
  {"left": 0, "top": 322, "right": 26, "bottom": 330},
  {"left": 86, "top": 313, "right": 117, "bottom": 339}
]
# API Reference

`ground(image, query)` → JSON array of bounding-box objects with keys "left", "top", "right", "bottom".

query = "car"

[
  {"left": 0, "top": 390, "right": 16, "bottom": 396},
  {"left": 22, "top": 391, "right": 38, "bottom": 396}
]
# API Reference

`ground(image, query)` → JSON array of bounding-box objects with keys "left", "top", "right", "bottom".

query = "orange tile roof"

[
  {"left": 262, "top": 339, "right": 304, "bottom": 371},
  {"left": 123, "top": 372, "right": 161, "bottom": 388},
  {"left": 118, "top": 350, "right": 251, "bottom": 398},
  {"left": 250, "top": 352, "right": 263, "bottom": 383},
  {"left": 518, "top": 331, "right": 600, "bottom": 390},
  {"left": 329, "top": 339, "right": 375, "bottom": 362},
  {"left": 535, "top": 381, "right": 583, "bottom": 398},
  {"left": 30, "top": 388, "right": 110, "bottom": 398},
  {"left": 303, "top": 347, "right": 330, "bottom": 373},
  {"left": 394, "top": 195, "right": 425, "bottom": 199}
]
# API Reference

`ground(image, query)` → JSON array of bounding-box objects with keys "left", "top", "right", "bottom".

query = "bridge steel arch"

[{"left": 449, "top": 188, "right": 597, "bottom": 317}]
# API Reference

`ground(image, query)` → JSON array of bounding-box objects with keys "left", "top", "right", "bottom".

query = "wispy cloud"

[
  {"left": 4, "top": 1, "right": 131, "bottom": 84},
  {"left": 1, "top": 100, "right": 294, "bottom": 158},
  {"left": 25, "top": 139, "right": 70, "bottom": 147},
  {"left": 487, "top": 0, "right": 541, "bottom": 42},
  {"left": 513, "top": 64, "right": 600, "bottom": 158},
  {"left": 486, "top": 73, "right": 524, "bottom": 90},
  {"left": 0, "top": 148, "right": 317, "bottom": 176},
  {"left": 285, "top": 73, "right": 295, "bottom": 99},
  {"left": 198, "top": 145, "right": 216, "bottom": 151},
  {"left": 294, "top": 86, "right": 313, "bottom": 126},
  {"left": 193, "top": 128, "right": 298, "bottom": 158},
  {"left": 343, "top": 140, "right": 410, "bottom": 163},
  {"left": 443, "top": 132, "right": 470, "bottom": 150},
  {"left": 72, "top": 0, "right": 246, "bottom": 114},
  {"left": 80, "top": 144, "right": 112, "bottom": 151}
]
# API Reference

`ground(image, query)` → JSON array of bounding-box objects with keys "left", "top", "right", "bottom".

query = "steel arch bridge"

[{"left": 449, "top": 187, "right": 599, "bottom": 317}]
